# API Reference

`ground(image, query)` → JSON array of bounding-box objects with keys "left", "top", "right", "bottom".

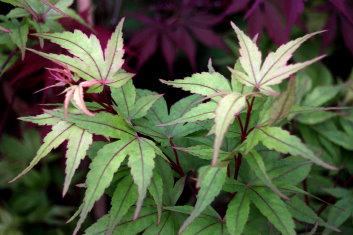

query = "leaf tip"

[
  {"left": 62, "top": 189, "right": 67, "bottom": 198},
  {"left": 7, "top": 178, "right": 16, "bottom": 184}
]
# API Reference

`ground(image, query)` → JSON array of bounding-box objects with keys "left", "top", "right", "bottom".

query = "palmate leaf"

[
  {"left": 157, "top": 101, "right": 217, "bottom": 126},
  {"left": 106, "top": 176, "right": 138, "bottom": 235},
  {"left": 268, "top": 77, "right": 296, "bottom": 124},
  {"left": 160, "top": 72, "right": 232, "bottom": 97},
  {"left": 111, "top": 84, "right": 162, "bottom": 120},
  {"left": 265, "top": 156, "right": 312, "bottom": 186},
  {"left": 323, "top": 195, "right": 353, "bottom": 235},
  {"left": 246, "top": 151, "right": 289, "bottom": 200},
  {"left": 73, "top": 138, "right": 137, "bottom": 235},
  {"left": 213, "top": 93, "right": 245, "bottom": 165},
  {"left": 111, "top": 81, "right": 136, "bottom": 118},
  {"left": 134, "top": 94, "right": 204, "bottom": 140},
  {"left": 225, "top": 189, "right": 250, "bottom": 235},
  {"left": 130, "top": 94, "right": 163, "bottom": 120},
  {"left": 249, "top": 187, "right": 296, "bottom": 235},
  {"left": 143, "top": 211, "right": 175, "bottom": 235},
  {"left": 287, "top": 196, "right": 339, "bottom": 232},
  {"left": 182, "top": 215, "right": 226, "bottom": 235},
  {"left": 7, "top": 20, "right": 28, "bottom": 60},
  {"left": 29, "top": 18, "right": 132, "bottom": 88},
  {"left": 172, "top": 145, "right": 228, "bottom": 161},
  {"left": 230, "top": 22, "right": 324, "bottom": 95},
  {"left": 85, "top": 201, "right": 158, "bottom": 235},
  {"left": 19, "top": 113, "right": 61, "bottom": 126},
  {"left": 243, "top": 126, "right": 337, "bottom": 170},
  {"left": 45, "top": 110, "right": 135, "bottom": 139},
  {"left": 63, "top": 127, "right": 93, "bottom": 196},
  {"left": 179, "top": 166, "right": 226, "bottom": 233},
  {"left": 9, "top": 121, "right": 75, "bottom": 183},
  {"left": 166, "top": 206, "right": 225, "bottom": 235},
  {"left": 128, "top": 138, "right": 157, "bottom": 220},
  {"left": 147, "top": 171, "right": 163, "bottom": 224}
]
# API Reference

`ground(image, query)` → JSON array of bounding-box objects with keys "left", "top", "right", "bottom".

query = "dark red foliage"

[
  {"left": 246, "top": 0, "right": 303, "bottom": 45},
  {"left": 321, "top": 0, "right": 353, "bottom": 55},
  {"left": 128, "top": 0, "right": 227, "bottom": 72}
]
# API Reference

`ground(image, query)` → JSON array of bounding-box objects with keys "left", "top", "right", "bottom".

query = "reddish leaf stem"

[
  {"left": 243, "top": 97, "right": 255, "bottom": 139},
  {"left": 169, "top": 138, "right": 184, "bottom": 175},
  {"left": 236, "top": 115, "right": 244, "bottom": 134},
  {"left": 233, "top": 96, "right": 256, "bottom": 180},
  {"left": 302, "top": 179, "right": 310, "bottom": 205},
  {"left": 234, "top": 153, "right": 242, "bottom": 180}
]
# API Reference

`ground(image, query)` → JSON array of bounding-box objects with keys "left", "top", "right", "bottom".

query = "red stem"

[
  {"left": 233, "top": 96, "right": 256, "bottom": 180},
  {"left": 169, "top": 138, "right": 184, "bottom": 175},
  {"left": 302, "top": 179, "right": 310, "bottom": 205},
  {"left": 237, "top": 115, "right": 244, "bottom": 134},
  {"left": 243, "top": 97, "right": 255, "bottom": 138},
  {"left": 234, "top": 153, "right": 242, "bottom": 180}
]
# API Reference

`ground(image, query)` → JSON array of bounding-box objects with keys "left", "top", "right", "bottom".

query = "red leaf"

[
  {"left": 322, "top": 16, "right": 337, "bottom": 50},
  {"left": 175, "top": 27, "right": 196, "bottom": 71},
  {"left": 341, "top": 15, "right": 353, "bottom": 55},
  {"left": 161, "top": 34, "right": 176, "bottom": 73},
  {"left": 190, "top": 26, "right": 226, "bottom": 50}
]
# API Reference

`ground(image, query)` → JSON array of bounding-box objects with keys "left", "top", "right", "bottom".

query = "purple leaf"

[
  {"left": 175, "top": 27, "right": 196, "bottom": 70},
  {"left": 190, "top": 26, "right": 226, "bottom": 50},
  {"left": 247, "top": 7, "right": 264, "bottom": 41},
  {"left": 245, "top": 0, "right": 265, "bottom": 19},
  {"left": 222, "top": 0, "right": 250, "bottom": 16},
  {"left": 129, "top": 29, "right": 158, "bottom": 69},
  {"left": 330, "top": 0, "right": 353, "bottom": 26},
  {"left": 322, "top": 16, "right": 337, "bottom": 50},
  {"left": 284, "top": 0, "right": 304, "bottom": 33},
  {"left": 129, "top": 13, "right": 155, "bottom": 25},
  {"left": 341, "top": 15, "right": 353, "bottom": 55},
  {"left": 245, "top": 0, "right": 304, "bottom": 45},
  {"left": 161, "top": 34, "right": 176, "bottom": 73},
  {"left": 263, "top": 3, "right": 288, "bottom": 45}
]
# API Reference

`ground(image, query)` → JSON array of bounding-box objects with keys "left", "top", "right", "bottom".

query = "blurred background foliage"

[{"left": 0, "top": 0, "right": 353, "bottom": 234}]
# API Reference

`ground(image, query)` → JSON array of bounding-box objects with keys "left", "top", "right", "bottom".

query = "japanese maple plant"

[{"left": 10, "top": 19, "right": 340, "bottom": 234}]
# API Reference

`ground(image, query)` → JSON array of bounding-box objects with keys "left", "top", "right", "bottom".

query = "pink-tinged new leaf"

[
  {"left": 73, "top": 85, "right": 95, "bottom": 117},
  {"left": 64, "top": 87, "right": 75, "bottom": 120},
  {"left": 0, "top": 25, "right": 11, "bottom": 33},
  {"left": 34, "top": 82, "right": 65, "bottom": 94}
]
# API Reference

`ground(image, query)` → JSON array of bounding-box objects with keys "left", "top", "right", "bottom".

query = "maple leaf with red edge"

[
  {"left": 230, "top": 22, "right": 325, "bottom": 95},
  {"left": 26, "top": 18, "right": 134, "bottom": 116}
]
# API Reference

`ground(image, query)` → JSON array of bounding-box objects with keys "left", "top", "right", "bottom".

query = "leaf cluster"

[{"left": 7, "top": 14, "right": 353, "bottom": 235}]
